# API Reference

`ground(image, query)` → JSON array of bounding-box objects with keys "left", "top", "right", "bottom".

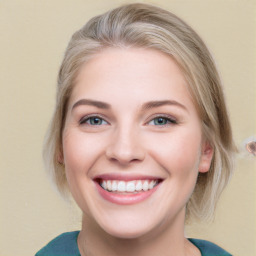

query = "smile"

[
  {"left": 100, "top": 179, "right": 159, "bottom": 193},
  {"left": 94, "top": 176, "right": 163, "bottom": 205}
]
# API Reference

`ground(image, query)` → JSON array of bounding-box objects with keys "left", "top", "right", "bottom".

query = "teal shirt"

[{"left": 35, "top": 231, "right": 232, "bottom": 256}]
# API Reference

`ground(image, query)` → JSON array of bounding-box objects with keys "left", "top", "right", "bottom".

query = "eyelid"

[
  {"left": 78, "top": 113, "right": 177, "bottom": 126},
  {"left": 79, "top": 114, "right": 109, "bottom": 125},
  {"left": 146, "top": 114, "right": 178, "bottom": 125}
]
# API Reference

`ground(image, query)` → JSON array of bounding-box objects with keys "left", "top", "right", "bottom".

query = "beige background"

[{"left": 0, "top": 0, "right": 255, "bottom": 255}]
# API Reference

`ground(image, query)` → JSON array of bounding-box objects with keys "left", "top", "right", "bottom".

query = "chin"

[
  {"left": 96, "top": 213, "right": 155, "bottom": 239},
  {"left": 103, "top": 225, "right": 151, "bottom": 240}
]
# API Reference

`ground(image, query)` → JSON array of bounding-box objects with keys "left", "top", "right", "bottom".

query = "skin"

[{"left": 62, "top": 48, "right": 213, "bottom": 256}]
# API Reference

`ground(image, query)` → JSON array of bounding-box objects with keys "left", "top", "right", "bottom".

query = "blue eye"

[
  {"left": 149, "top": 116, "right": 176, "bottom": 126},
  {"left": 80, "top": 116, "right": 107, "bottom": 126}
]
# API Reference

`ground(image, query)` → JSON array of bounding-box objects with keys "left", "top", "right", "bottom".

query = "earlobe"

[{"left": 198, "top": 141, "right": 214, "bottom": 173}]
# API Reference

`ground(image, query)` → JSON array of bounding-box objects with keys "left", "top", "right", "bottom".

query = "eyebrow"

[
  {"left": 141, "top": 100, "right": 188, "bottom": 112},
  {"left": 71, "top": 99, "right": 187, "bottom": 112},
  {"left": 72, "top": 99, "right": 111, "bottom": 110}
]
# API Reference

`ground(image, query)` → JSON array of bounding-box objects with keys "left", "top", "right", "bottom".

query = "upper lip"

[{"left": 93, "top": 173, "right": 164, "bottom": 182}]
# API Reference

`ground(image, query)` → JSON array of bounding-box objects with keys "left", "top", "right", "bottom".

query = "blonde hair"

[{"left": 43, "top": 3, "right": 236, "bottom": 221}]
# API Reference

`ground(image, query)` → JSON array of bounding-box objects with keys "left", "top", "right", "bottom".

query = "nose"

[{"left": 106, "top": 127, "right": 145, "bottom": 165}]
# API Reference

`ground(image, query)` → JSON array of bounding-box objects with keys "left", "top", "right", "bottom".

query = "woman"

[{"left": 36, "top": 3, "right": 236, "bottom": 256}]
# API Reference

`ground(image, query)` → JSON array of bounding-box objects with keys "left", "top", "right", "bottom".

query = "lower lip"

[{"left": 95, "top": 182, "right": 160, "bottom": 205}]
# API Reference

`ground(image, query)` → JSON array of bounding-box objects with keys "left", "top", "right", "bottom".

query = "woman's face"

[{"left": 62, "top": 48, "right": 212, "bottom": 239}]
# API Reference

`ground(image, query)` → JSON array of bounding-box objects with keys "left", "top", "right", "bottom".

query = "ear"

[
  {"left": 198, "top": 140, "right": 214, "bottom": 173},
  {"left": 57, "top": 150, "right": 64, "bottom": 165}
]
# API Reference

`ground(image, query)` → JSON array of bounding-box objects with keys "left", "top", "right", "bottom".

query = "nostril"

[
  {"left": 105, "top": 136, "right": 145, "bottom": 164},
  {"left": 106, "top": 151, "right": 145, "bottom": 165}
]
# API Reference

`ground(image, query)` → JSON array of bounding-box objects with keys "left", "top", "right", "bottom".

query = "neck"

[{"left": 77, "top": 209, "right": 200, "bottom": 256}]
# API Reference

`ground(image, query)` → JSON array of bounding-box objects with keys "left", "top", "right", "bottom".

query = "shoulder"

[
  {"left": 189, "top": 238, "right": 232, "bottom": 256},
  {"left": 35, "top": 231, "right": 80, "bottom": 256}
]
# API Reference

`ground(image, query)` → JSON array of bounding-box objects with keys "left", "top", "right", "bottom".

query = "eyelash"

[
  {"left": 147, "top": 115, "right": 177, "bottom": 126},
  {"left": 79, "top": 115, "right": 108, "bottom": 126},
  {"left": 79, "top": 114, "right": 177, "bottom": 127}
]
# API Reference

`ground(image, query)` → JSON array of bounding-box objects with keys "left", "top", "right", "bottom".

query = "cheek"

[
  {"left": 62, "top": 130, "right": 106, "bottom": 211},
  {"left": 147, "top": 129, "right": 201, "bottom": 173},
  {"left": 174, "top": 136, "right": 201, "bottom": 171},
  {"left": 62, "top": 131, "right": 103, "bottom": 179}
]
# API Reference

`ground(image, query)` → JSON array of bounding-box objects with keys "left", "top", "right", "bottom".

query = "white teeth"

[
  {"left": 107, "top": 180, "right": 112, "bottom": 191},
  {"left": 142, "top": 180, "right": 149, "bottom": 191},
  {"left": 112, "top": 181, "right": 117, "bottom": 191},
  {"left": 149, "top": 180, "right": 155, "bottom": 189},
  {"left": 117, "top": 181, "right": 126, "bottom": 192},
  {"left": 135, "top": 181, "right": 142, "bottom": 191},
  {"left": 126, "top": 181, "right": 135, "bottom": 192},
  {"left": 100, "top": 179, "right": 158, "bottom": 193},
  {"left": 102, "top": 180, "right": 107, "bottom": 190}
]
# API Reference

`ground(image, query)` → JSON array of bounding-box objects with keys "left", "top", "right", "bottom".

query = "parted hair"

[{"left": 43, "top": 3, "right": 236, "bottom": 221}]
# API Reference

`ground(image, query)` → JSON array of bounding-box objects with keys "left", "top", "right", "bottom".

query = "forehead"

[{"left": 70, "top": 47, "right": 193, "bottom": 104}]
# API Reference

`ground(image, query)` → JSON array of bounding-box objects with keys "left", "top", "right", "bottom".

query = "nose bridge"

[{"left": 106, "top": 120, "right": 144, "bottom": 164}]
